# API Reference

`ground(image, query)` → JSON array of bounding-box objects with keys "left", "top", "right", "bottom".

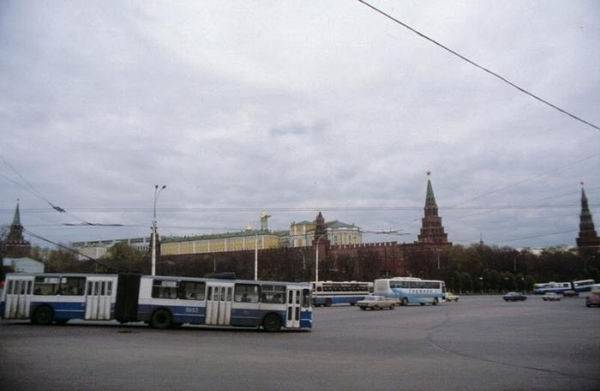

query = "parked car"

[
  {"left": 357, "top": 295, "right": 396, "bottom": 310},
  {"left": 503, "top": 292, "right": 527, "bottom": 302},
  {"left": 542, "top": 292, "right": 561, "bottom": 301},
  {"left": 562, "top": 290, "right": 579, "bottom": 297},
  {"left": 445, "top": 292, "right": 459, "bottom": 302},
  {"left": 585, "top": 284, "right": 600, "bottom": 307}
]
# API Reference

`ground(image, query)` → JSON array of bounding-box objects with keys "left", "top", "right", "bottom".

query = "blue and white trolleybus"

[
  {"left": 0, "top": 273, "right": 312, "bottom": 332},
  {"left": 311, "top": 280, "right": 373, "bottom": 306}
]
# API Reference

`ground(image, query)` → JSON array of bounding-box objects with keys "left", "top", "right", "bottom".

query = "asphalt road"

[{"left": 1, "top": 295, "right": 599, "bottom": 391}]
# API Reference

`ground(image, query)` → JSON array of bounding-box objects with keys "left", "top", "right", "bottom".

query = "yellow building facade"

[{"left": 160, "top": 230, "right": 283, "bottom": 256}]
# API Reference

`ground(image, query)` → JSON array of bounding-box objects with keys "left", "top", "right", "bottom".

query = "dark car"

[{"left": 503, "top": 292, "right": 527, "bottom": 302}]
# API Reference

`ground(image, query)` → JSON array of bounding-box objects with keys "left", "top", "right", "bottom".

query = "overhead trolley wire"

[
  {"left": 23, "top": 228, "right": 123, "bottom": 273},
  {"left": 0, "top": 154, "right": 122, "bottom": 226},
  {"left": 449, "top": 153, "right": 600, "bottom": 208},
  {"left": 356, "top": 0, "right": 600, "bottom": 132}
]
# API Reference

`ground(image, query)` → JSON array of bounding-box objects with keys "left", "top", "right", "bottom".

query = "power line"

[
  {"left": 1, "top": 203, "right": 597, "bottom": 214},
  {"left": 356, "top": 0, "right": 600, "bottom": 132},
  {"left": 23, "top": 228, "right": 123, "bottom": 273},
  {"left": 449, "top": 153, "right": 600, "bottom": 208},
  {"left": 0, "top": 155, "right": 119, "bottom": 226},
  {"left": 0, "top": 156, "right": 67, "bottom": 213},
  {"left": 498, "top": 229, "right": 578, "bottom": 243}
]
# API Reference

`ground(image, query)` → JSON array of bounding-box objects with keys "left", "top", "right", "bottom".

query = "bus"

[
  {"left": 311, "top": 281, "right": 373, "bottom": 307},
  {"left": 572, "top": 279, "right": 595, "bottom": 293},
  {"left": 0, "top": 273, "right": 312, "bottom": 332},
  {"left": 533, "top": 281, "right": 572, "bottom": 294},
  {"left": 374, "top": 277, "right": 446, "bottom": 306},
  {"left": 533, "top": 279, "right": 595, "bottom": 294}
]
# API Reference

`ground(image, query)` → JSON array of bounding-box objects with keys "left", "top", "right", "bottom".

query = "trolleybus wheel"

[
  {"left": 262, "top": 313, "right": 282, "bottom": 332},
  {"left": 324, "top": 299, "right": 332, "bottom": 307},
  {"left": 401, "top": 298, "right": 408, "bottom": 306},
  {"left": 32, "top": 306, "right": 53, "bottom": 326},
  {"left": 150, "top": 309, "right": 173, "bottom": 330},
  {"left": 432, "top": 298, "right": 438, "bottom": 306}
]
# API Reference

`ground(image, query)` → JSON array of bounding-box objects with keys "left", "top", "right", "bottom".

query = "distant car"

[
  {"left": 503, "top": 292, "right": 527, "bottom": 302},
  {"left": 562, "top": 290, "right": 579, "bottom": 297},
  {"left": 585, "top": 284, "right": 600, "bottom": 308},
  {"left": 357, "top": 295, "right": 396, "bottom": 310},
  {"left": 445, "top": 292, "right": 459, "bottom": 302},
  {"left": 542, "top": 292, "right": 561, "bottom": 301}
]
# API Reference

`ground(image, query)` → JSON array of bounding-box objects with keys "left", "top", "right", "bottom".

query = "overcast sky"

[{"left": 1, "top": 0, "right": 599, "bottom": 249}]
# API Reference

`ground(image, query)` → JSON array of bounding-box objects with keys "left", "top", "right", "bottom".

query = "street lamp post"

[
  {"left": 151, "top": 184, "right": 167, "bottom": 276},
  {"left": 254, "top": 233, "right": 259, "bottom": 281}
]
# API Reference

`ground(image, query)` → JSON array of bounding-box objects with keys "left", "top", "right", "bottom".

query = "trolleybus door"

[
  {"left": 286, "top": 288, "right": 301, "bottom": 328},
  {"left": 4, "top": 276, "right": 34, "bottom": 319},
  {"left": 205, "top": 283, "right": 233, "bottom": 326},
  {"left": 85, "top": 277, "right": 113, "bottom": 320}
]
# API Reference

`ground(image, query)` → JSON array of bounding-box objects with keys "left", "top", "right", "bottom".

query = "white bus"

[
  {"left": 374, "top": 277, "right": 446, "bottom": 306},
  {"left": 311, "top": 281, "right": 373, "bottom": 307},
  {"left": 1, "top": 273, "right": 312, "bottom": 332}
]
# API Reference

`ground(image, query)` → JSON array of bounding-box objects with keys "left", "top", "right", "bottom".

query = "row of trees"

[
  {"left": 405, "top": 244, "right": 599, "bottom": 293},
  {"left": 11, "top": 242, "right": 600, "bottom": 294}
]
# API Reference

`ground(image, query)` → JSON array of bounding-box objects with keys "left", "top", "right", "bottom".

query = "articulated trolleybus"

[
  {"left": 0, "top": 273, "right": 312, "bottom": 332},
  {"left": 374, "top": 277, "right": 446, "bottom": 306},
  {"left": 533, "top": 279, "right": 596, "bottom": 294},
  {"left": 311, "top": 281, "right": 373, "bottom": 306}
]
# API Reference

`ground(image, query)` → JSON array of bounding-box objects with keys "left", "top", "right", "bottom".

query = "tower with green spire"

[
  {"left": 416, "top": 172, "right": 450, "bottom": 246},
  {"left": 3, "top": 201, "right": 32, "bottom": 258},
  {"left": 576, "top": 183, "right": 600, "bottom": 256}
]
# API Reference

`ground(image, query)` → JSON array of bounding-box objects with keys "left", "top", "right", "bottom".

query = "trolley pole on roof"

[{"left": 151, "top": 184, "right": 167, "bottom": 276}]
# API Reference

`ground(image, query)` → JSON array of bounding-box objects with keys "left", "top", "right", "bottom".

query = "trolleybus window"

[
  {"left": 234, "top": 284, "right": 259, "bottom": 303},
  {"left": 179, "top": 281, "right": 206, "bottom": 300},
  {"left": 260, "top": 284, "right": 286, "bottom": 304},
  {"left": 34, "top": 276, "right": 60, "bottom": 295},
  {"left": 302, "top": 289, "right": 311, "bottom": 307},
  {"left": 58, "top": 277, "right": 85, "bottom": 296},
  {"left": 152, "top": 279, "right": 178, "bottom": 299}
]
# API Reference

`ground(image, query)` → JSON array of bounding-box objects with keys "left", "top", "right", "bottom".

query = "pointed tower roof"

[
  {"left": 12, "top": 201, "right": 21, "bottom": 226},
  {"left": 425, "top": 172, "right": 437, "bottom": 209},
  {"left": 576, "top": 182, "right": 600, "bottom": 254},
  {"left": 417, "top": 172, "right": 450, "bottom": 246},
  {"left": 4, "top": 200, "right": 31, "bottom": 257},
  {"left": 314, "top": 212, "right": 327, "bottom": 239}
]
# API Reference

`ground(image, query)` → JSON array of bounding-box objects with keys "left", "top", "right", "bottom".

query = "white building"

[
  {"left": 3, "top": 257, "right": 45, "bottom": 273},
  {"left": 71, "top": 237, "right": 151, "bottom": 260}
]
